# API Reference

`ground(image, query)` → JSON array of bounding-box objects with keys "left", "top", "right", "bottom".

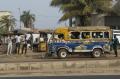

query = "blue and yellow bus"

[{"left": 48, "top": 26, "right": 112, "bottom": 58}]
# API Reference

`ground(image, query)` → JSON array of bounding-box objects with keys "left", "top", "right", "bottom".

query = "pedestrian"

[
  {"left": 33, "top": 38, "right": 39, "bottom": 52},
  {"left": 12, "top": 36, "right": 16, "bottom": 54},
  {"left": 0, "top": 37, "right": 2, "bottom": 45},
  {"left": 112, "top": 35, "right": 119, "bottom": 57},
  {"left": 21, "top": 35, "right": 27, "bottom": 55},
  {"left": 7, "top": 36, "right": 12, "bottom": 55},
  {"left": 28, "top": 33, "right": 33, "bottom": 50},
  {"left": 15, "top": 34, "right": 21, "bottom": 55}
]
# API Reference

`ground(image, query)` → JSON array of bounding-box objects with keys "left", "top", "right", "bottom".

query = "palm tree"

[
  {"left": 113, "top": 0, "right": 120, "bottom": 15},
  {"left": 59, "top": 0, "right": 93, "bottom": 26},
  {"left": 20, "top": 10, "right": 35, "bottom": 28},
  {"left": 51, "top": 0, "right": 112, "bottom": 26},
  {"left": 0, "top": 15, "right": 16, "bottom": 33}
]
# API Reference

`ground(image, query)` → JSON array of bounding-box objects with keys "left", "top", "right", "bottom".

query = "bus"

[{"left": 47, "top": 26, "right": 112, "bottom": 58}]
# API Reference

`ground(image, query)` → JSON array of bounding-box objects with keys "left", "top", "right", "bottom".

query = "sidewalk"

[{"left": 0, "top": 49, "right": 45, "bottom": 63}]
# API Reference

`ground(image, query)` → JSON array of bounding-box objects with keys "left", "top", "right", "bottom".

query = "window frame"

[
  {"left": 104, "top": 31, "right": 110, "bottom": 38},
  {"left": 81, "top": 31, "right": 91, "bottom": 39},
  {"left": 69, "top": 31, "right": 81, "bottom": 40},
  {"left": 92, "top": 32, "right": 104, "bottom": 39}
]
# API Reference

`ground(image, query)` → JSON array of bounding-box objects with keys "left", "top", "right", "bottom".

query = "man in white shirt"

[
  {"left": 7, "top": 36, "right": 12, "bottom": 55},
  {"left": 28, "top": 33, "right": 33, "bottom": 50},
  {"left": 33, "top": 38, "right": 39, "bottom": 52},
  {"left": 21, "top": 35, "right": 27, "bottom": 55},
  {"left": 15, "top": 34, "right": 21, "bottom": 54}
]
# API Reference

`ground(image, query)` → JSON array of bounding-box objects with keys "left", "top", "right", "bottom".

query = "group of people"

[
  {"left": 7, "top": 34, "right": 28, "bottom": 56},
  {"left": 6, "top": 33, "right": 38, "bottom": 56}
]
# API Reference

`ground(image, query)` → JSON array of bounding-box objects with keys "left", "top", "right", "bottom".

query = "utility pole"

[
  {"left": 18, "top": 8, "right": 21, "bottom": 29},
  {"left": 69, "top": 0, "right": 72, "bottom": 27}
]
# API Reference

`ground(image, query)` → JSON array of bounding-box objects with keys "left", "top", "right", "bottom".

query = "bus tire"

[
  {"left": 57, "top": 49, "right": 68, "bottom": 59},
  {"left": 92, "top": 49, "right": 102, "bottom": 58}
]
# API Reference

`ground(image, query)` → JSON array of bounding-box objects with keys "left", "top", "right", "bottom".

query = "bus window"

[
  {"left": 58, "top": 34, "right": 64, "bottom": 39},
  {"left": 82, "top": 32, "right": 90, "bottom": 39},
  {"left": 104, "top": 32, "right": 109, "bottom": 38},
  {"left": 92, "top": 32, "right": 103, "bottom": 38},
  {"left": 70, "top": 32, "right": 80, "bottom": 39}
]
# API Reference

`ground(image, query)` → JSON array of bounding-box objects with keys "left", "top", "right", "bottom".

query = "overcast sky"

[{"left": 0, "top": 0, "right": 67, "bottom": 29}]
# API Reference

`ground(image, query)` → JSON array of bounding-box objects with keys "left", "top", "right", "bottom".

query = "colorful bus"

[{"left": 47, "top": 26, "right": 112, "bottom": 58}]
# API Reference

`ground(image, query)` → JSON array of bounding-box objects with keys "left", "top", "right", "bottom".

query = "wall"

[{"left": 0, "top": 60, "right": 120, "bottom": 75}]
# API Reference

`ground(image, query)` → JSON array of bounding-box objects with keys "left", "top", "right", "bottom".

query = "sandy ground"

[{"left": 0, "top": 48, "right": 120, "bottom": 63}]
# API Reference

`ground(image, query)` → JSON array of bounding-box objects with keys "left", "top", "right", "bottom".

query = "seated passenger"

[
  {"left": 85, "top": 35, "right": 90, "bottom": 39},
  {"left": 59, "top": 37, "right": 65, "bottom": 42}
]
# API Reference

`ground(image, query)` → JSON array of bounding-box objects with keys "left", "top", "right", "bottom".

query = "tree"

[
  {"left": 113, "top": 0, "right": 120, "bottom": 15},
  {"left": 50, "top": 0, "right": 112, "bottom": 26},
  {"left": 93, "top": 0, "right": 112, "bottom": 13},
  {"left": 0, "top": 15, "right": 16, "bottom": 33},
  {"left": 20, "top": 11, "right": 35, "bottom": 28}
]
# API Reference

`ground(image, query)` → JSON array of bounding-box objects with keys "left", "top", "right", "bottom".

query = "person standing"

[
  {"left": 7, "top": 36, "right": 12, "bottom": 55},
  {"left": 12, "top": 36, "right": 16, "bottom": 54},
  {"left": 21, "top": 35, "right": 27, "bottom": 55},
  {"left": 0, "top": 37, "right": 2, "bottom": 45},
  {"left": 29, "top": 33, "right": 33, "bottom": 50},
  {"left": 15, "top": 34, "right": 21, "bottom": 55},
  {"left": 112, "top": 35, "right": 119, "bottom": 57},
  {"left": 33, "top": 38, "right": 39, "bottom": 52}
]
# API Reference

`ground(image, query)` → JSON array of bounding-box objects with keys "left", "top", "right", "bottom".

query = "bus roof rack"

[{"left": 68, "top": 26, "right": 110, "bottom": 31}]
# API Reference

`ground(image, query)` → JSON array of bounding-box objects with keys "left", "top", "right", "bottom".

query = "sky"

[
  {"left": 0, "top": 0, "right": 117, "bottom": 29},
  {"left": 0, "top": 0, "right": 67, "bottom": 29}
]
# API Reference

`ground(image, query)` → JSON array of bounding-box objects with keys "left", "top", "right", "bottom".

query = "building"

[
  {"left": 91, "top": 14, "right": 120, "bottom": 29},
  {"left": 91, "top": 0, "right": 119, "bottom": 29}
]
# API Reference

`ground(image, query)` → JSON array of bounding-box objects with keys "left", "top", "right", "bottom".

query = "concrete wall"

[
  {"left": 91, "top": 15, "right": 120, "bottom": 29},
  {"left": 0, "top": 60, "right": 120, "bottom": 75}
]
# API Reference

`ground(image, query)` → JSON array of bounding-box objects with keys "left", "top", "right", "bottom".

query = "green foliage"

[
  {"left": 50, "top": 0, "right": 112, "bottom": 26},
  {"left": 0, "top": 15, "right": 16, "bottom": 34},
  {"left": 0, "top": 26, "right": 7, "bottom": 34},
  {"left": 20, "top": 10, "right": 35, "bottom": 28},
  {"left": 113, "top": 0, "right": 120, "bottom": 15},
  {"left": 94, "top": 0, "right": 112, "bottom": 13},
  {"left": 50, "top": 0, "right": 70, "bottom": 7}
]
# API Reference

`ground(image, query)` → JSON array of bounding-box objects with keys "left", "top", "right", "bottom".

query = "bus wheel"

[
  {"left": 92, "top": 49, "right": 102, "bottom": 58},
  {"left": 57, "top": 49, "right": 68, "bottom": 59}
]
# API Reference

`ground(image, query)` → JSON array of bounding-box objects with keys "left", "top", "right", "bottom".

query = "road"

[{"left": 1, "top": 75, "right": 120, "bottom": 79}]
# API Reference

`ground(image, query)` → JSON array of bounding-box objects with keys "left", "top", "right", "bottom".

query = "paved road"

[{"left": 1, "top": 75, "right": 120, "bottom": 79}]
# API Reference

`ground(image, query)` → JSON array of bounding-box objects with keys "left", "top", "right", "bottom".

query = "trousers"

[{"left": 7, "top": 43, "right": 12, "bottom": 55}]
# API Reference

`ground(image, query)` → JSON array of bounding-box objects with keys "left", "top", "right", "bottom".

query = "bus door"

[
  {"left": 68, "top": 31, "right": 84, "bottom": 52},
  {"left": 69, "top": 31, "right": 93, "bottom": 52},
  {"left": 39, "top": 32, "right": 47, "bottom": 52},
  {"left": 74, "top": 32, "right": 92, "bottom": 52}
]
